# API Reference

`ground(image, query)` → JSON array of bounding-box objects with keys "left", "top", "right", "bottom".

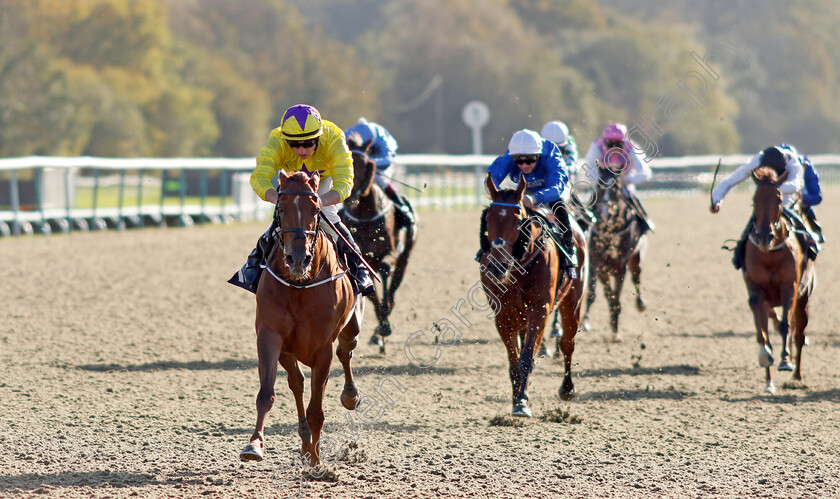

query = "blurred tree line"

[{"left": 0, "top": 0, "right": 837, "bottom": 158}]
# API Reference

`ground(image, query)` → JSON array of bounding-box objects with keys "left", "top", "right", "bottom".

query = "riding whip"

[
  {"left": 710, "top": 158, "right": 722, "bottom": 209},
  {"left": 373, "top": 171, "right": 425, "bottom": 193}
]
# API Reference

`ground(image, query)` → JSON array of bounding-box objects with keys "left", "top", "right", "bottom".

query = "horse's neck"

[{"left": 352, "top": 186, "right": 387, "bottom": 216}]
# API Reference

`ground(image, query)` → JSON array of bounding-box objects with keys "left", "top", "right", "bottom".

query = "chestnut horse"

[
  {"left": 744, "top": 167, "right": 815, "bottom": 393},
  {"left": 479, "top": 173, "right": 588, "bottom": 417},
  {"left": 240, "top": 171, "right": 365, "bottom": 464},
  {"left": 340, "top": 151, "right": 417, "bottom": 354},
  {"left": 582, "top": 168, "right": 647, "bottom": 337}
]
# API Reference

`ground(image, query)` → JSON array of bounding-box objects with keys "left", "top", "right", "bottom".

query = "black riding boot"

[
  {"left": 552, "top": 202, "right": 578, "bottom": 270},
  {"left": 334, "top": 221, "right": 375, "bottom": 295},
  {"left": 383, "top": 184, "right": 416, "bottom": 229},
  {"left": 228, "top": 221, "right": 278, "bottom": 293},
  {"left": 802, "top": 205, "right": 825, "bottom": 244},
  {"left": 732, "top": 216, "right": 753, "bottom": 271},
  {"left": 784, "top": 207, "right": 820, "bottom": 260}
]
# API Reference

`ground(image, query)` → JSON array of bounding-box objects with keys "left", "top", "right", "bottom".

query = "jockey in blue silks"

[
  {"left": 480, "top": 129, "right": 576, "bottom": 269},
  {"left": 344, "top": 118, "right": 415, "bottom": 228},
  {"left": 711, "top": 143, "right": 821, "bottom": 270}
]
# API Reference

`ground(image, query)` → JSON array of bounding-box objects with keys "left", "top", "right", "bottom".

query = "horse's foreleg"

[
  {"left": 791, "top": 292, "right": 809, "bottom": 381},
  {"left": 777, "top": 286, "right": 797, "bottom": 372},
  {"left": 513, "top": 306, "right": 551, "bottom": 417},
  {"left": 337, "top": 300, "right": 363, "bottom": 410},
  {"left": 378, "top": 261, "right": 394, "bottom": 339},
  {"left": 305, "top": 346, "right": 334, "bottom": 466},
  {"left": 629, "top": 250, "right": 646, "bottom": 312},
  {"left": 388, "top": 237, "right": 414, "bottom": 310},
  {"left": 278, "top": 351, "right": 311, "bottom": 461},
  {"left": 747, "top": 285, "right": 774, "bottom": 381},
  {"left": 558, "top": 280, "right": 584, "bottom": 401},
  {"left": 608, "top": 270, "right": 625, "bottom": 336},
  {"left": 581, "top": 258, "right": 599, "bottom": 332},
  {"left": 241, "top": 329, "right": 282, "bottom": 462},
  {"left": 497, "top": 317, "right": 522, "bottom": 407}
]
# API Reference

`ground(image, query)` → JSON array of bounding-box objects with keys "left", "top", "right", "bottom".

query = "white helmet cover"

[
  {"left": 540, "top": 121, "right": 569, "bottom": 146},
  {"left": 508, "top": 129, "right": 543, "bottom": 155}
]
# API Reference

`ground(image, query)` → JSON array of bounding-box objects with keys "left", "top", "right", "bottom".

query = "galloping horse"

[
  {"left": 743, "top": 167, "right": 815, "bottom": 393},
  {"left": 340, "top": 150, "right": 417, "bottom": 354},
  {"left": 582, "top": 167, "right": 647, "bottom": 336},
  {"left": 479, "top": 173, "right": 588, "bottom": 417},
  {"left": 240, "top": 171, "right": 365, "bottom": 464}
]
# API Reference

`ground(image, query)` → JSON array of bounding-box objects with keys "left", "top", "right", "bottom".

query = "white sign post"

[{"left": 462, "top": 100, "right": 490, "bottom": 205}]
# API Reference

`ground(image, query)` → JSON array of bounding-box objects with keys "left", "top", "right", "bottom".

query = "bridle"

[
  {"left": 485, "top": 201, "right": 545, "bottom": 270},
  {"left": 749, "top": 180, "right": 789, "bottom": 252},
  {"left": 273, "top": 189, "right": 321, "bottom": 254},
  {"left": 261, "top": 188, "right": 343, "bottom": 288}
]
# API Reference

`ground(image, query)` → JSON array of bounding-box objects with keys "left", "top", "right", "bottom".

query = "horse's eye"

[{"left": 276, "top": 207, "right": 285, "bottom": 217}]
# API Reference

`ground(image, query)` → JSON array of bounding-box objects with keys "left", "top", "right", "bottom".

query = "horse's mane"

[{"left": 753, "top": 166, "right": 779, "bottom": 183}]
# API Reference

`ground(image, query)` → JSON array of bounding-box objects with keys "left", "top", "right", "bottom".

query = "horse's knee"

[
  {"left": 256, "top": 389, "right": 275, "bottom": 411},
  {"left": 747, "top": 293, "right": 761, "bottom": 309},
  {"left": 307, "top": 408, "right": 325, "bottom": 432}
]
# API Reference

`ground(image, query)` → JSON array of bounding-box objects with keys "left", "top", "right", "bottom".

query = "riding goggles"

[
  {"left": 286, "top": 138, "right": 319, "bottom": 149},
  {"left": 605, "top": 140, "right": 625, "bottom": 149},
  {"left": 514, "top": 155, "right": 538, "bottom": 165}
]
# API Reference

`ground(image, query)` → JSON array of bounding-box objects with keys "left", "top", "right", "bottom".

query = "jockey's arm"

[
  {"left": 579, "top": 142, "right": 602, "bottom": 188},
  {"left": 779, "top": 156, "right": 804, "bottom": 202},
  {"left": 621, "top": 150, "right": 652, "bottom": 185},
  {"left": 711, "top": 153, "right": 760, "bottom": 208},
  {"left": 487, "top": 156, "right": 513, "bottom": 190}
]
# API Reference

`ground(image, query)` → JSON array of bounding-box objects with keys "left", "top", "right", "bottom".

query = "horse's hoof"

[
  {"left": 581, "top": 319, "right": 591, "bottom": 332},
  {"left": 778, "top": 360, "right": 793, "bottom": 372},
  {"left": 341, "top": 392, "right": 360, "bottom": 410},
  {"left": 803, "top": 336, "right": 810, "bottom": 347},
  {"left": 559, "top": 388, "right": 576, "bottom": 401},
  {"left": 341, "top": 382, "right": 360, "bottom": 410},
  {"left": 368, "top": 334, "right": 381, "bottom": 346},
  {"left": 537, "top": 343, "right": 549, "bottom": 358},
  {"left": 549, "top": 328, "right": 561, "bottom": 338},
  {"left": 636, "top": 297, "right": 647, "bottom": 312},
  {"left": 765, "top": 381, "right": 776, "bottom": 394},
  {"left": 511, "top": 404, "right": 532, "bottom": 418},
  {"left": 240, "top": 444, "right": 263, "bottom": 462}
]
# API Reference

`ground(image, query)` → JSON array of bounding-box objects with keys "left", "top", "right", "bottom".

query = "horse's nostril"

[
  {"left": 303, "top": 256, "right": 312, "bottom": 267},
  {"left": 285, "top": 255, "right": 294, "bottom": 265}
]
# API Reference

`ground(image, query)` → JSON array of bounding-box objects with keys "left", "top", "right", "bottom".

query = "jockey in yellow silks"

[{"left": 229, "top": 104, "right": 374, "bottom": 295}]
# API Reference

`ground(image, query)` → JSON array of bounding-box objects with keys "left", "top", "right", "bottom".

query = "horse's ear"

[
  {"left": 278, "top": 170, "right": 291, "bottom": 181},
  {"left": 777, "top": 169, "right": 789, "bottom": 185},
  {"left": 514, "top": 173, "right": 527, "bottom": 200},
  {"left": 308, "top": 173, "right": 320, "bottom": 191},
  {"left": 485, "top": 173, "right": 498, "bottom": 198}
]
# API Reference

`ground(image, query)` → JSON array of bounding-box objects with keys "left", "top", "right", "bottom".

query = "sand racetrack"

[{"left": 2, "top": 186, "right": 839, "bottom": 498}]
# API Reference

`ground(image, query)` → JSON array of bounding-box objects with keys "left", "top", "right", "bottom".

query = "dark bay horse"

[
  {"left": 582, "top": 169, "right": 647, "bottom": 337},
  {"left": 744, "top": 167, "right": 815, "bottom": 393},
  {"left": 479, "top": 173, "right": 588, "bottom": 417},
  {"left": 240, "top": 171, "right": 365, "bottom": 465},
  {"left": 340, "top": 151, "right": 417, "bottom": 354}
]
